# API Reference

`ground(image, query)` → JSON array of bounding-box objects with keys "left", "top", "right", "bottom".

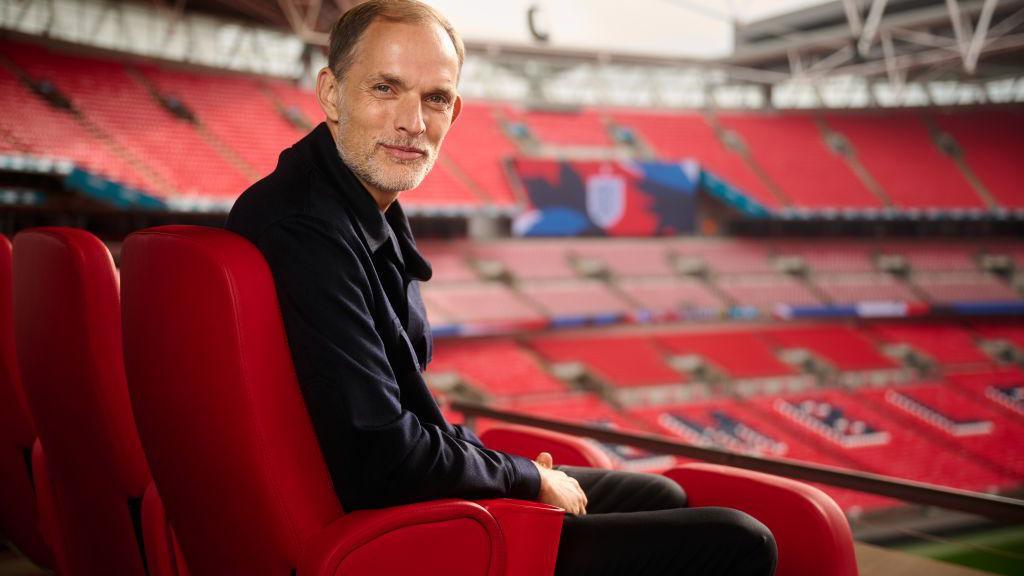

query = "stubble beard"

[{"left": 335, "top": 107, "right": 438, "bottom": 195}]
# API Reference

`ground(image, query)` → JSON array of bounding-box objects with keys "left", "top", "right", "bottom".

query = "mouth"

[{"left": 380, "top": 143, "right": 427, "bottom": 161}]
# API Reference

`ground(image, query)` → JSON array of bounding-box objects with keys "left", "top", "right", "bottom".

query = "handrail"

[{"left": 451, "top": 400, "right": 1024, "bottom": 523}]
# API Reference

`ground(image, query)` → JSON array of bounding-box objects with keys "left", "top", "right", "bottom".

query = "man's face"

[{"left": 327, "top": 20, "right": 461, "bottom": 200}]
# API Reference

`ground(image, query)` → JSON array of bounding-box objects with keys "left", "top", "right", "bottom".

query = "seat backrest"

[
  {"left": 120, "top": 225, "right": 342, "bottom": 575},
  {"left": 12, "top": 228, "right": 151, "bottom": 576},
  {"left": 0, "top": 235, "right": 51, "bottom": 567}
]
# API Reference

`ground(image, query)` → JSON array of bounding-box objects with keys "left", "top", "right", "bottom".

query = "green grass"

[{"left": 896, "top": 525, "right": 1024, "bottom": 576}]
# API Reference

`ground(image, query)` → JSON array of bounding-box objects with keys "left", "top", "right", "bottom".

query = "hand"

[{"left": 533, "top": 452, "right": 587, "bottom": 516}]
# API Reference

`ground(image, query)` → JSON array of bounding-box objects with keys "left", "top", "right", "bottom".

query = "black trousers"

[{"left": 555, "top": 466, "right": 778, "bottom": 576}]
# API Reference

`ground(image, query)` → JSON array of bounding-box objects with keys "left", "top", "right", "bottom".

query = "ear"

[
  {"left": 449, "top": 94, "right": 462, "bottom": 127},
  {"left": 316, "top": 66, "right": 340, "bottom": 123}
]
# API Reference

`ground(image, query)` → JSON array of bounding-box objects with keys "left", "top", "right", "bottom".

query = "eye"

[
  {"left": 427, "top": 94, "right": 450, "bottom": 106},
  {"left": 373, "top": 84, "right": 392, "bottom": 94}
]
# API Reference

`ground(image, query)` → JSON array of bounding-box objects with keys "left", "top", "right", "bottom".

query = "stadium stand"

[
  {"left": 403, "top": 157, "right": 482, "bottom": 206},
  {"left": 972, "top": 321, "right": 1024, "bottom": 351},
  {"left": 427, "top": 338, "right": 568, "bottom": 397},
  {"left": 823, "top": 113, "right": 987, "bottom": 209},
  {"left": 772, "top": 240, "right": 878, "bottom": 273},
  {"left": 517, "top": 279, "right": 632, "bottom": 322},
  {"left": 571, "top": 239, "right": 675, "bottom": 277},
  {"left": 671, "top": 238, "right": 777, "bottom": 274},
  {"left": 716, "top": 113, "right": 881, "bottom": 209},
  {"left": 418, "top": 241, "right": 481, "bottom": 282},
  {"left": 134, "top": 64, "right": 299, "bottom": 179},
  {"left": 862, "top": 382, "right": 1024, "bottom": 478},
  {"left": 421, "top": 282, "right": 546, "bottom": 326},
  {"left": 628, "top": 398, "right": 895, "bottom": 512},
  {"left": 867, "top": 322, "right": 993, "bottom": 366},
  {"left": 883, "top": 241, "right": 981, "bottom": 272},
  {"left": 763, "top": 324, "right": 898, "bottom": 372},
  {"left": 528, "top": 334, "right": 683, "bottom": 388},
  {"left": 616, "top": 276, "right": 726, "bottom": 318},
  {"left": 470, "top": 241, "right": 580, "bottom": 280},
  {"left": 913, "top": 272, "right": 1020, "bottom": 304},
  {"left": 515, "top": 108, "right": 614, "bottom": 147},
  {"left": 947, "top": 367, "right": 1024, "bottom": 417},
  {"left": 2, "top": 36, "right": 1023, "bottom": 574},
  {"left": 4, "top": 37, "right": 1023, "bottom": 220},
  {"left": 656, "top": 330, "right": 797, "bottom": 380},
  {"left": 612, "top": 110, "right": 783, "bottom": 209},
  {"left": 754, "top": 390, "right": 1016, "bottom": 493},
  {"left": 813, "top": 273, "right": 921, "bottom": 305},
  {"left": 440, "top": 102, "right": 520, "bottom": 205},
  {"left": 715, "top": 274, "right": 821, "bottom": 312},
  {"left": 931, "top": 108, "right": 1024, "bottom": 209},
  {"left": 263, "top": 78, "right": 323, "bottom": 130},
  {"left": 0, "top": 45, "right": 154, "bottom": 191},
  {"left": 6, "top": 44, "right": 252, "bottom": 199}
]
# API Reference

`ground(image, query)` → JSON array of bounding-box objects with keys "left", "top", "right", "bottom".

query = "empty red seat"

[
  {"left": 0, "top": 236, "right": 52, "bottom": 568},
  {"left": 486, "top": 409, "right": 859, "bottom": 576},
  {"left": 12, "top": 228, "right": 181, "bottom": 576},
  {"left": 120, "top": 225, "right": 565, "bottom": 575}
]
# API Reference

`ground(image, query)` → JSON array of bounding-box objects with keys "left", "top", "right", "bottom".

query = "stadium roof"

[
  {"left": 731, "top": 0, "right": 1024, "bottom": 85},
  {"left": 140, "top": 0, "right": 1024, "bottom": 84}
]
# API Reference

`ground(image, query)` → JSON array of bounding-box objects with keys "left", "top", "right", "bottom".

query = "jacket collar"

[{"left": 299, "top": 122, "right": 433, "bottom": 282}]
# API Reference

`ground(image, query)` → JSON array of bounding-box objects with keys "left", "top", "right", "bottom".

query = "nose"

[{"left": 394, "top": 94, "right": 426, "bottom": 137}]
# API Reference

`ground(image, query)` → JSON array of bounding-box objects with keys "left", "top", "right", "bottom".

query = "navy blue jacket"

[{"left": 225, "top": 123, "right": 540, "bottom": 511}]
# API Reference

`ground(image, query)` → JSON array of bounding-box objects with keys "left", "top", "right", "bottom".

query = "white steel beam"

[
  {"left": 842, "top": 0, "right": 864, "bottom": 36},
  {"left": 859, "top": 0, "right": 889, "bottom": 55},
  {"left": 966, "top": 0, "right": 1000, "bottom": 73}
]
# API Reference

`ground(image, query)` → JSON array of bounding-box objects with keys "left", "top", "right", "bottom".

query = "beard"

[{"left": 335, "top": 107, "right": 438, "bottom": 195}]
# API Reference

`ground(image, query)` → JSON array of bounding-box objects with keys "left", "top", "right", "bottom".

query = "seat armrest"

[
  {"left": 480, "top": 424, "right": 615, "bottom": 469},
  {"left": 663, "top": 463, "right": 858, "bottom": 576},
  {"left": 298, "top": 499, "right": 503, "bottom": 576},
  {"left": 477, "top": 499, "right": 564, "bottom": 576}
]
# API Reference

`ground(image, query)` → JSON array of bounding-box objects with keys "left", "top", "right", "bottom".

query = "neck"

[{"left": 359, "top": 179, "right": 399, "bottom": 213}]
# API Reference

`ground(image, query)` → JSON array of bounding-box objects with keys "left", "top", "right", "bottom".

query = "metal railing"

[{"left": 452, "top": 400, "right": 1024, "bottom": 523}]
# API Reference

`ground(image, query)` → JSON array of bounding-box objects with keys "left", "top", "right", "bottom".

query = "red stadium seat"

[
  {"left": 487, "top": 416, "right": 858, "bottom": 576},
  {"left": 12, "top": 227, "right": 184, "bottom": 576},
  {"left": 480, "top": 424, "right": 616, "bottom": 469},
  {"left": 120, "top": 225, "right": 565, "bottom": 576},
  {"left": 663, "top": 464, "right": 857, "bottom": 576},
  {"left": 0, "top": 236, "right": 52, "bottom": 568}
]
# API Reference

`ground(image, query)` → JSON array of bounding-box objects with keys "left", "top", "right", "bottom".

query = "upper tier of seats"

[{"left": 4, "top": 38, "right": 1019, "bottom": 212}]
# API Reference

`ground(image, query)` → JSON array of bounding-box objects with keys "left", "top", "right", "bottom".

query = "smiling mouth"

[{"left": 380, "top": 144, "right": 426, "bottom": 161}]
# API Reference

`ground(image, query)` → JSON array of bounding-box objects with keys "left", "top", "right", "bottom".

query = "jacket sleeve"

[{"left": 256, "top": 215, "right": 540, "bottom": 510}]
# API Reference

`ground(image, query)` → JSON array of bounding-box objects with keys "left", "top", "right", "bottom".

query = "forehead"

[{"left": 351, "top": 19, "right": 459, "bottom": 85}]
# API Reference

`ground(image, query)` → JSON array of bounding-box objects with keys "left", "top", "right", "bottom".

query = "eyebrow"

[{"left": 371, "top": 72, "right": 456, "bottom": 100}]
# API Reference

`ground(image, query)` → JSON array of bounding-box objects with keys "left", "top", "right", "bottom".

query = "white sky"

[{"left": 422, "top": 0, "right": 834, "bottom": 59}]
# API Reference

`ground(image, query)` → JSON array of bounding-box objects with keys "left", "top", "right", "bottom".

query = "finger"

[{"left": 536, "top": 452, "right": 553, "bottom": 469}]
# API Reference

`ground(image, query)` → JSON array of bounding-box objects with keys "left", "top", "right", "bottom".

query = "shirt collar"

[{"left": 302, "top": 122, "right": 433, "bottom": 282}]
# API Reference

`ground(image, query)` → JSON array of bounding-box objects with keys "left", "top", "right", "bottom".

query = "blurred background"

[{"left": 1, "top": 0, "right": 1023, "bottom": 573}]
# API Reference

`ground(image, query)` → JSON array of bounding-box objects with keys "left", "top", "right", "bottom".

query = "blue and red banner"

[{"left": 511, "top": 158, "right": 699, "bottom": 237}]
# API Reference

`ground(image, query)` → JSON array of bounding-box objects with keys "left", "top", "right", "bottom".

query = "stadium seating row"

[
  {"left": 0, "top": 227, "right": 858, "bottom": 576},
  {"left": 416, "top": 238, "right": 1022, "bottom": 327},
  {"left": 470, "top": 372, "right": 1024, "bottom": 514},
  {"left": 426, "top": 321, "right": 1014, "bottom": 401},
  {"left": 1, "top": 39, "right": 1021, "bottom": 212}
]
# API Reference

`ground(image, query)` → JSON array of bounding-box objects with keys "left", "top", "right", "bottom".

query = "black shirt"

[{"left": 225, "top": 123, "right": 540, "bottom": 511}]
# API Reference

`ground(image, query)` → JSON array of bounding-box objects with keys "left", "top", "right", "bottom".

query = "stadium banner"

[{"left": 511, "top": 158, "right": 699, "bottom": 237}]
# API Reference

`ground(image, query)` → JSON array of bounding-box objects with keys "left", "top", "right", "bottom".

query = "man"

[{"left": 226, "top": 1, "right": 776, "bottom": 574}]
